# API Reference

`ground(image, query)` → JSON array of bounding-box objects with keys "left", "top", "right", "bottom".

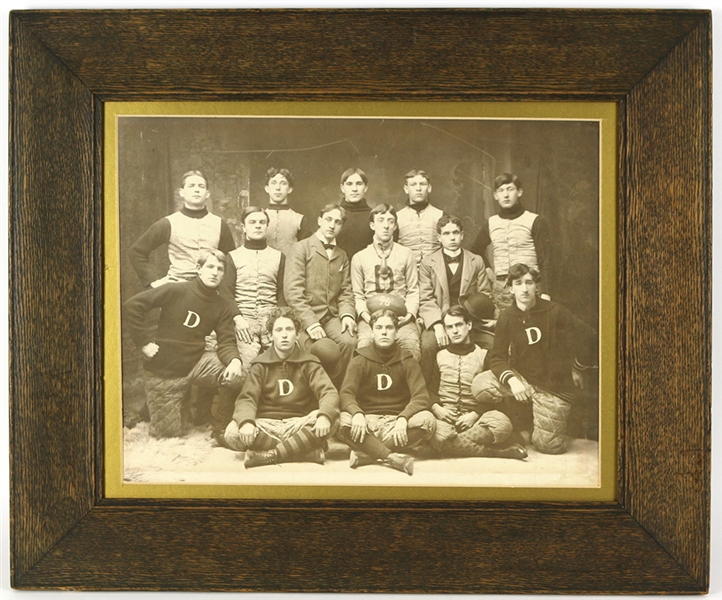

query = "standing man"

[
  {"left": 418, "top": 215, "right": 493, "bottom": 376},
  {"left": 338, "top": 309, "right": 436, "bottom": 475},
  {"left": 335, "top": 168, "right": 374, "bottom": 260},
  {"left": 284, "top": 204, "right": 357, "bottom": 385},
  {"left": 223, "top": 307, "right": 340, "bottom": 468},
  {"left": 130, "top": 170, "right": 236, "bottom": 288},
  {"left": 395, "top": 169, "right": 444, "bottom": 265},
  {"left": 351, "top": 204, "right": 421, "bottom": 360},
  {"left": 474, "top": 264, "right": 597, "bottom": 455},
  {"left": 123, "top": 249, "right": 244, "bottom": 438},
  {"left": 263, "top": 167, "right": 313, "bottom": 255},
  {"left": 427, "top": 306, "right": 527, "bottom": 460},
  {"left": 221, "top": 206, "right": 285, "bottom": 369},
  {"left": 471, "top": 173, "right": 552, "bottom": 303}
]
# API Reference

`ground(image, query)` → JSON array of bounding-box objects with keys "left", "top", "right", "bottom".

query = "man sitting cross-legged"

[
  {"left": 338, "top": 309, "right": 436, "bottom": 476},
  {"left": 223, "top": 307, "right": 339, "bottom": 467},
  {"left": 427, "top": 306, "right": 527, "bottom": 460}
]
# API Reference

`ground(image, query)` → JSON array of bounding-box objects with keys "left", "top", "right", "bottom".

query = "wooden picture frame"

[{"left": 9, "top": 9, "right": 711, "bottom": 592}]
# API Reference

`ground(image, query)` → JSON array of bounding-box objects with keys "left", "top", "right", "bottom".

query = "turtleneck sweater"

[{"left": 336, "top": 198, "right": 374, "bottom": 259}]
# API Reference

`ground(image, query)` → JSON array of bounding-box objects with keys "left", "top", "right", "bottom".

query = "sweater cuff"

[{"left": 499, "top": 370, "right": 515, "bottom": 386}]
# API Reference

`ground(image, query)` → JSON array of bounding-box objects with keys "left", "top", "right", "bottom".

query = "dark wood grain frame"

[{"left": 9, "top": 9, "right": 711, "bottom": 593}]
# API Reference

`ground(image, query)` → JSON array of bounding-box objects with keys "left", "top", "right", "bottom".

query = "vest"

[
  {"left": 227, "top": 245, "right": 283, "bottom": 319},
  {"left": 436, "top": 346, "right": 488, "bottom": 415},
  {"left": 488, "top": 211, "right": 538, "bottom": 276},
  {"left": 396, "top": 204, "right": 444, "bottom": 264},
  {"left": 266, "top": 208, "right": 304, "bottom": 255},
  {"left": 166, "top": 211, "right": 222, "bottom": 280}
]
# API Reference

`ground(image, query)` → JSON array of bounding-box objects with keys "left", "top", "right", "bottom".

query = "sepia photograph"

[{"left": 107, "top": 106, "right": 611, "bottom": 495}]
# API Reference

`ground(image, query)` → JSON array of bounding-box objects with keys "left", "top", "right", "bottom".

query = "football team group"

[{"left": 123, "top": 166, "right": 597, "bottom": 475}]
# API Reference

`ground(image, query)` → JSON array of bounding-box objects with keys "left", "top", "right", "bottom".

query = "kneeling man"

[
  {"left": 224, "top": 307, "right": 339, "bottom": 467},
  {"left": 338, "top": 309, "right": 436, "bottom": 475},
  {"left": 123, "top": 249, "right": 244, "bottom": 438},
  {"left": 428, "top": 306, "right": 527, "bottom": 460}
]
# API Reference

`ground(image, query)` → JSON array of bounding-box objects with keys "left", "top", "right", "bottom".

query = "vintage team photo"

[{"left": 114, "top": 114, "right": 601, "bottom": 489}]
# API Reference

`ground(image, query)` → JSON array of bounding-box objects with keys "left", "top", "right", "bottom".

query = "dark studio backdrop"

[{"left": 117, "top": 116, "right": 600, "bottom": 428}]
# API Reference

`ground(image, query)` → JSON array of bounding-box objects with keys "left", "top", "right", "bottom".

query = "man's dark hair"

[
  {"left": 266, "top": 307, "right": 302, "bottom": 336},
  {"left": 369, "top": 309, "right": 399, "bottom": 330},
  {"left": 506, "top": 263, "right": 541, "bottom": 287},
  {"left": 369, "top": 203, "right": 397, "bottom": 223},
  {"left": 442, "top": 305, "right": 472, "bottom": 325},
  {"left": 318, "top": 203, "right": 347, "bottom": 222},
  {"left": 436, "top": 214, "right": 463, "bottom": 234},
  {"left": 494, "top": 173, "right": 522, "bottom": 191},
  {"left": 404, "top": 169, "right": 431, "bottom": 185},
  {"left": 181, "top": 170, "right": 208, "bottom": 188},
  {"left": 265, "top": 167, "right": 294, "bottom": 187},
  {"left": 340, "top": 167, "right": 368, "bottom": 186},
  {"left": 241, "top": 206, "right": 269, "bottom": 226}
]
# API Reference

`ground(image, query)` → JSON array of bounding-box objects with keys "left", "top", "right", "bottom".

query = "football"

[{"left": 366, "top": 293, "right": 407, "bottom": 318}]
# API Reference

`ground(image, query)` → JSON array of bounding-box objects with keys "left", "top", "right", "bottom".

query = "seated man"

[
  {"left": 418, "top": 214, "right": 493, "bottom": 376},
  {"left": 351, "top": 203, "right": 421, "bottom": 360},
  {"left": 221, "top": 206, "right": 285, "bottom": 369},
  {"left": 474, "top": 264, "right": 597, "bottom": 455},
  {"left": 123, "top": 249, "right": 244, "bottom": 438},
  {"left": 130, "top": 170, "right": 236, "bottom": 289},
  {"left": 427, "top": 306, "right": 527, "bottom": 460},
  {"left": 338, "top": 309, "right": 436, "bottom": 475},
  {"left": 284, "top": 203, "right": 357, "bottom": 385},
  {"left": 223, "top": 307, "right": 340, "bottom": 468}
]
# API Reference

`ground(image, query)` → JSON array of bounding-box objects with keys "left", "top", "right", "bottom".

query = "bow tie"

[
  {"left": 323, "top": 243, "right": 335, "bottom": 250},
  {"left": 444, "top": 253, "right": 461, "bottom": 264}
]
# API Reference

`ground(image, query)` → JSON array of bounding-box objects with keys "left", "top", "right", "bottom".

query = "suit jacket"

[
  {"left": 284, "top": 234, "right": 356, "bottom": 331},
  {"left": 418, "top": 248, "right": 492, "bottom": 328}
]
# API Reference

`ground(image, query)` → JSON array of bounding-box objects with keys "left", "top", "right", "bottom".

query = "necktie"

[{"left": 444, "top": 253, "right": 461, "bottom": 264}]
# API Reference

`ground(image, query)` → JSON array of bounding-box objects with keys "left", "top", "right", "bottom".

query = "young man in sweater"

[
  {"left": 335, "top": 168, "right": 374, "bottom": 260},
  {"left": 284, "top": 203, "right": 357, "bottom": 386},
  {"left": 427, "top": 306, "right": 527, "bottom": 460},
  {"left": 123, "top": 249, "right": 244, "bottom": 438},
  {"left": 263, "top": 167, "right": 313, "bottom": 255},
  {"left": 474, "top": 264, "right": 597, "bottom": 454},
  {"left": 471, "top": 173, "right": 552, "bottom": 306},
  {"left": 220, "top": 206, "right": 286, "bottom": 369},
  {"left": 351, "top": 203, "right": 422, "bottom": 360},
  {"left": 223, "top": 307, "right": 340, "bottom": 467},
  {"left": 418, "top": 215, "right": 493, "bottom": 378},
  {"left": 338, "top": 309, "right": 436, "bottom": 475},
  {"left": 395, "top": 169, "right": 444, "bottom": 266},
  {"left": 129, "top": 170, "right": 236, "bottom": 289}
]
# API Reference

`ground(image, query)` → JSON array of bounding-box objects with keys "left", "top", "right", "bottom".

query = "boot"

[
  {"left": 290, "top": 448, "right": 326, "bottom": 465},
  {"left": 349, "top": 450, "right": 378, "bottom": 469},
  {"left": 483, "top": 443, "right": 528, "bottom": 460},
  {"left": 244, "top": 449, "right": 278, "bottom": 469},
  {"left": 384, "top": 452, "right": 414, "bottom": 475}
]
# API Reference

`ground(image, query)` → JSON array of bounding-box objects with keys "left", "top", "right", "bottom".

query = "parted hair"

[
  {"left": 196, "top": 248, "right": 225, "bottom": 267},
  {"left": 181, "top": 170, "right": 208, "bottom": 187},
  {"left": 319, "top": 203, "right": 347, "bottom": 222},
  {"left": 265, "top": 167, "right": 294, "bottom": 187},
  {"left": 436, "top": 214, "right": 463, "bottom": 234},
  {"left": 240, "top": 205, "right": 269, "bottom": 226},
  {"left": 265, "top": 307, "right": 302, "bottom": 336},
  {"left": 404, "top": 169, "right": 430, "bottom": 184},
  {"left": 494, "top": 172, "right": 522, "bottom": 190},
  {"left": 506, "top": 263, "right": 541, "bottom": 287},
  {"left": 340, "top": 167, "right": 368, "bottom": 186},
  {"left": 369, "top": 309, "right": 399, "bottom": 330},
  {"left": 369, "top": 203, "right": 397, "bottom": 223},
  {"left": 442, "top": 305, "right": 473, "bottom": 325}
]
